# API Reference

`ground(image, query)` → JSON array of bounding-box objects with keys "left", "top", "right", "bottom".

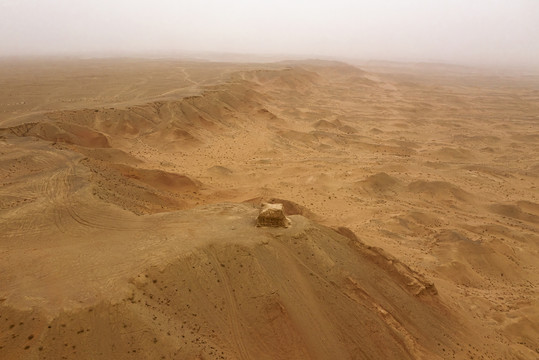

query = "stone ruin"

[{"left": 256, "top": 203, "right": 291, "bottom": 228}]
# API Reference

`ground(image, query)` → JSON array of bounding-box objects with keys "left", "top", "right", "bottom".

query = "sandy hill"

[
  {"left": 1, "top": 59, "right": 538, "bottom": 359},
  {"left": 1, "top": 202, "right": 461, "bottom": 360}
]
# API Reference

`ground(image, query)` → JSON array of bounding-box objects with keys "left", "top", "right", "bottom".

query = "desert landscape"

[{"left": 0, "top": 57, "right": 538, "bottom": 359}]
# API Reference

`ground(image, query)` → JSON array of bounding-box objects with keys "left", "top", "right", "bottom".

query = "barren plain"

[{"left": 0, "top": 58, "right": 538, "bottom": 359}]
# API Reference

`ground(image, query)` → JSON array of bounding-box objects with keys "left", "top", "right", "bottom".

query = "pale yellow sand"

[{"left": 1, "top": 58, "right": 537, "bottom": 359}]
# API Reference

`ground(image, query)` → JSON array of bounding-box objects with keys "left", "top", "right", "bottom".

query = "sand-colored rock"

[{"left": 256, "top": 203, "right": 291, "bottom": 227}]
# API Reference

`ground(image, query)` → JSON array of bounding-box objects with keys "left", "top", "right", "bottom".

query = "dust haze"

[
  {"left": 1, "top": 1, "right": 538, "bottom": 360},
  {"left": 1, "top": 0, "right": 539, "bottom": 67}
]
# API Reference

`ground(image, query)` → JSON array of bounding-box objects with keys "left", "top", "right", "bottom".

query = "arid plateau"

[{"left": 0, "top": 58, "right": 538, "bottom": 359}]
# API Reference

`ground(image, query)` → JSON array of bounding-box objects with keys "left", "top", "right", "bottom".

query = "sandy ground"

[{"left": 0, "top": 58, "right": 538, "bottom": 359}]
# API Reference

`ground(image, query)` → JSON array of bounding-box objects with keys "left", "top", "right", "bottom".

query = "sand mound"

[
  {"left": 145, "top": 127, "right": 199, "bottom": 149},
  {"left": 407, "top": 180, "right": 473, "bottom": 203},
  {"left": 276, "top": 129, "right": 319, "bottom": 147},
  {"left": 434, "top": 229, "right": 526, "bottom": 286},
  {"left": 386, "top": 211, "right": 443, "bottom": 237},
  {"left": 356, "top": 172, "right": 401, "bottom": 195},
  {"left": 1, "top": 122, "right": 111, "bottom": 148},
  {"left": 313, "top": 119, "right": 339, "bottom": 131},
  {"left": 436, "top": 229, "right": 477, "bottom": 244},
  {"left": 114, "top": 165, "right": 199, "bottom": 193},
  {"left": 255, "top": 108, "right": 283, "bottom": 124},
  {"left": 338, "top": 124, "right": 358, "bottom": 134},
  {"left": 312, "top": 119, "right": 358, "bottom": 135},
  {"left": 0, "top": 204, "right": 468, "bottom": 360},
  {"left": 83, "top": 159, "right": 200, "bottom": 214},
  {"left": 489, "top": 203, "right": 539, "bottom": 224},
  {"left": 311, "top": 131, "right": 350, "bottom": 146},
  {"left": 313, "top": 120, "right": 357, "bottom": 134}
]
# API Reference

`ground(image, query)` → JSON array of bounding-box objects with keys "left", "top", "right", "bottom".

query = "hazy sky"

[{"left": 1, "top": 0, "right": 538, "bottom": 66}]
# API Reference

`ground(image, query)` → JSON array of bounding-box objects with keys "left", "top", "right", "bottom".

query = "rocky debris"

[{"left": 256, "top": 203, "right": 291, "bottom": 228}]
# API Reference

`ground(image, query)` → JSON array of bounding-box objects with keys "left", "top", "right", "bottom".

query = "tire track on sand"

[{"left": 207, "top": 247, "right": 251, "bottom": 360}]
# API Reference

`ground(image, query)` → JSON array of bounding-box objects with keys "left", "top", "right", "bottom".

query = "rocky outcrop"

[{"left": 256, "top": 203, "right": 291, "bottom": 227}]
